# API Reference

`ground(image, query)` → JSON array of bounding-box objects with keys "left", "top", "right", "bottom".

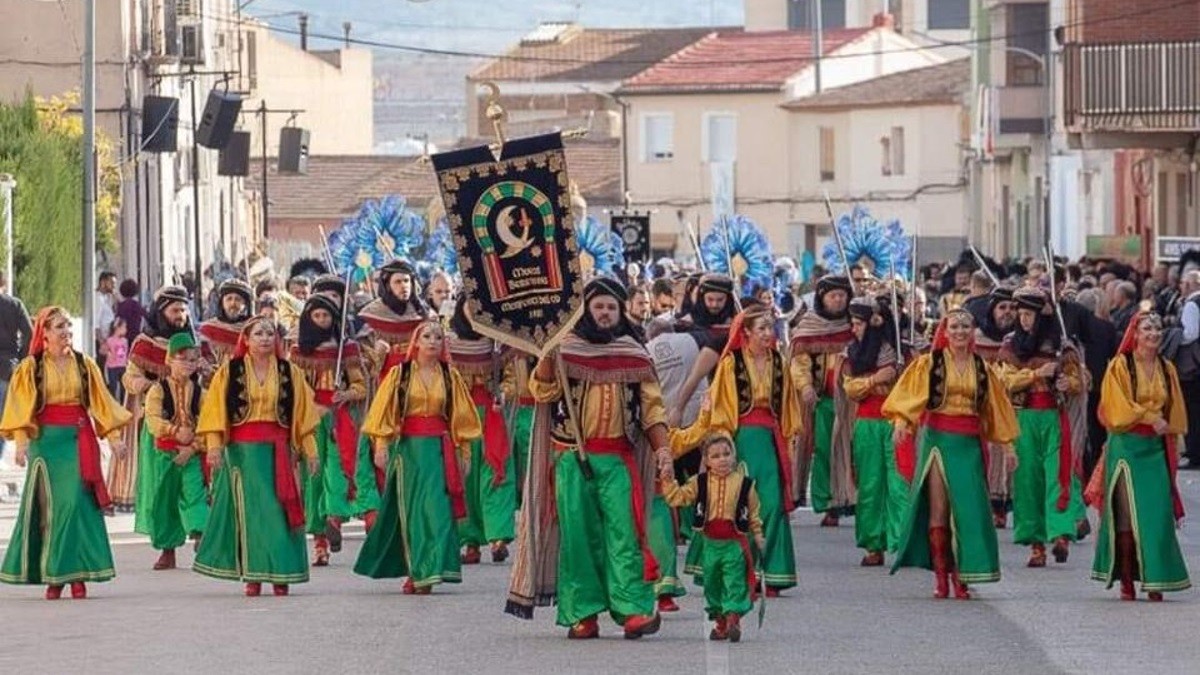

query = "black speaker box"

[
  {"left": 196, "top": 90, "right": 242, "bottom": 149},
  {"left": 278, "top": 127, "right": 310, "bottom": 174},
  {"left": 218, "top": 131, "right": 251, "bottom": 176},
  {"left": 141, "top": 96, "right": 178, "bottom": 153}
]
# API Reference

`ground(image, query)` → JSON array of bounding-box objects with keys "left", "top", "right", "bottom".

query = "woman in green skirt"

[
  {"left": 883, "top": 309, "right": 1017, "bottom": 599},
  {"left": 841, "top": 297, "right": 903, "bottom": 566},
  {"left": 0, "top": 306, "right": 132, "bottom": 599},
  {"left": 683, "top": 304, "right": 800, "bottom": 595},
  {"left": 354, "top": 320, "right": 481, "bottom": 594},
  {"left": 195, "top": 316, "right": 321, "bottom": 597},
  {"left": 1091, "top": 310, "right": 1190, "bottom": 600}
]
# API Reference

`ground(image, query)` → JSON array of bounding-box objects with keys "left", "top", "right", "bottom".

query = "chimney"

[
  {"left": 299, "top": 13, "right": 309, "bottom": 51},
  {"left": 872, "top": 12, "right": 895, "bottom": 29},
  {"left": 343, "top": 22, "right": 352, "bottom": 48}
]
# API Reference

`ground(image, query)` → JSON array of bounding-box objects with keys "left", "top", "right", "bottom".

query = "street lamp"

[{"left": 0, "top": 173, "right": 15, "bottom": 291}]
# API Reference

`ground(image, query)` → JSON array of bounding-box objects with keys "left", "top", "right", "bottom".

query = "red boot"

[
  {"left": 70, "top": 582, "right": 87, "bottom": 599},
  {"left": 623, "top": 613, "right": 662, "bottom": 640},
  {"left": 568, "top": 616, "right": 599, "bottom": 640},
  {"left": 1117, "top": 531, "right": 1137, "bottom": 601},
  {"left": 929, "top": 527, "right": 950, "bottom": 599},
  {"left": 402, "top": 579, "right": 416, "bottom": 595},
  {"left": 951, "top": 570, "right": 971, "bottom": 600},
  {"left": 820, "top": 513, "right": 840, "bottom": 527},
  {"left": 245, "top": 583, "right": 262, "bottom": 597},
  {"left": 45, "top": 585, "right": 64, "bottom": 600},
  {"left": 725, "top": 614, "right": 742, "bottom": 643},
  {"left": 709, "top": 616, "right": 728, "bottom": 641},
  {"left": 657, "top": 595, "right": 680, "bottom": 612},
  {"left": 313, "top": 535, "right": 330, "bottom": 567},
  {"left": 1027, "top": 543, "right": 1047, "bottom": 568},
  {"left": 153, "top": 548, "right": 177, "bottom": 571},
  {"left": 1052, "top": 537, "right": 1070, "bottom": 564},
  {"left": 272, "top": 584, "right": 289, "bottom": 597},
  {"left": 363, "top": 509, "right": 378, "bottom": 533},
  {"left": 461, "top": 545, "right": 482, "bottom": 565}
]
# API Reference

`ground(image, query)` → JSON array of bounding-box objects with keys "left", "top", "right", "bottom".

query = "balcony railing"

[{"left": 1064, "top": 41, "right": 1200, "bottom": 132}]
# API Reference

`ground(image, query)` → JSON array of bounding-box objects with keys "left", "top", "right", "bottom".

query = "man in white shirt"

[
  {"left": 646, "top": 317, "right": 707, "bottom": 429},
  {"left": 94, "top": 271, "right": 117, "bottom": 365},
  {"left": 1177, "top": 270, "right": 1200, "bottom": 467}
]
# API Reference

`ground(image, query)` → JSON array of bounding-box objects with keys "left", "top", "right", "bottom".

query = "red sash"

[
  {"left": 401, "top": 415, "right": 467, "bottom": 519},
  {"left": 896, "top": 412, "right": 985, "bottom": 483},
  {"left": 517, "top": 396, "right": 536, "bottom": 406},
  {"left": 39, "top": 405, "right": 109, "bottom": 511},
  {"left": 738, "top": 407, "right": 794, "bottom": 514},
  {"left": 229, "top": 422, "right": 305, "bottom": 530},
  {"left": 1131, "top": 424, "right": 1186, "bottom": 520},
  {"left": 158, "top": 436, "right": 211, "bottom": 486},
  {"left": 856, "top": 396, "right": 887, "bottom": 419},
  {"left": 315, "top": 389, "right": 359, "bottom": 503},
  {"left": 704, "top": 518, "right": 756, "bottom": 591},
  {"left": 580, "top": 437, "right": 661, "bottom": 582},
  {"left": 471, "top": 385, "right": 511, "bottom": 486}
]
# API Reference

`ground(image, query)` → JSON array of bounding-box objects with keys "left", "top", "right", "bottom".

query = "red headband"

[
  {"left": 720, "top": 307, "right": 775, "bottom": 360},
  {"left": 1117, "top": 310, "right": 1158, "bottom": 355},
  {"left": 233, "top": 316, "right": 286, "bottom": 360},
  {"left": 403, "top": 320, "right": 451, "bottom": 364},
  {"left": 931, "top": 310, "right": 975, "bottom": 352}
]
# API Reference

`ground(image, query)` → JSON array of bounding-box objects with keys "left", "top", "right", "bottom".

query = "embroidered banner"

[
  {"left": 432, "top": 133, "right": 584, "bottom": 356},
  {"left": 610, "top": 213, "right": 650, "bottom": 276}
]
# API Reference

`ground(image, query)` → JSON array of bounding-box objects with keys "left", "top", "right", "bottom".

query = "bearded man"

[
  {"left": 199, "top": 279, "right": 253, "bottom": 371},
  {"left": 357, "top": 260, "right": 433, "bottom": 380},
  {"left": 791, "top": 275, "right": 854, "bottom": 523},
  {"left": 507, "top": 278, "right": 670, "bottom": 641}
]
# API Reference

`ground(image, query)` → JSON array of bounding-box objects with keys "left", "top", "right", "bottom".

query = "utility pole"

[
  {"left": 0, "top": 173, "right": 15, "bottom": 291},
  {"left": 83, "top": 0, "right": 96, "bottom": 355},
  {"left": 814, "top": 0, "right": 824, "bottom": 93}
]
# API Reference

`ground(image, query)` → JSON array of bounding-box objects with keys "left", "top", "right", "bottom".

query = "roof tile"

[{"left": 782, "top": 59, "right": 970, "bottom": 109}]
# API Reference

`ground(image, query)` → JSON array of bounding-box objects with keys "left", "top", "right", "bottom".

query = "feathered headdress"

[
  {"left": 821, "top": 205, "right": 912, "bottom": 281},
  {"left": 700, "top": 214, "right": 774, "bottom": 295},
  {"left": 577, "top": 214, "right": 625, "bottom": 279},
  {"left": 327, "top": 195, "right": 426, "bottom": 285}
]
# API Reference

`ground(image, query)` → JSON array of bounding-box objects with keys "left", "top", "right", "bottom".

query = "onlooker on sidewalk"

[
  {"left": 114, "top": 278, "right": 146, "bottom": 338},
  {"left": 104, "top": 318, "right": 129, "bottom": 401},
  {"left": 1176, "top": 270, "right": 1200, "bottom": 468},
  {"left": 95, "top": 271, "right": 117, "bottom": 367},
  {"left": 0, "top": 272, "right": 32, "bottom": 495}
]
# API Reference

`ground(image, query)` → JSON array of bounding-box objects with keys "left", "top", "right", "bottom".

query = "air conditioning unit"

[{"left": 180, "top": 24, "right": 204, "bottom": 65}]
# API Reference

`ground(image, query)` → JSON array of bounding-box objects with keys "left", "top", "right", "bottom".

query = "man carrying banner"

[{"left": 508, "top": 278, "right": 670, "bottom": 640}]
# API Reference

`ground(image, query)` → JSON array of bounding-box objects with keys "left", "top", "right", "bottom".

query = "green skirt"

[
  {"left": 553, "top": 448, "right": 655, "bottom": 627},
  {"left": 853, "top": 417, "right": 908, "bottom": 554},
  {"left": 148, "top": 453, "right": 209, "bottom": 551},
  {"left": 458, "top": 404, "right": 516, "bottom": 546},
  {"left": 685, "top": 426, "right": 796, "bottom": 589},
  {"left": 0, "top": 424, "right": 116, "bottom": 585},
  {"left": 891, "top": 428, "right": 1000, "bottom": 584},
  {"left": 810, "top": 395, "right": 838, "bottom": 514},
  {"left": 649, "top": 493, "right": 685, "bottom": 598},
  {"left": 132, "top": 424, "right": 159, "bottom": 535},
  {"left": 353, "top": 435, "right": 462, "bottom": 586},
  {"left": 1090, "top": 432, "right": 1191, "bottom": 593},
  {"left": 305, "top": 407, "right": 380, "bottom": 533},
  {"left": 193, "top": 441, "right": 309, "bottom": 585}
]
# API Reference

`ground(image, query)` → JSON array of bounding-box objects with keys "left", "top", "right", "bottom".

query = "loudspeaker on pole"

[
  {"left": 141, "top": 96, "right": 179, "bottom": 153},
  {"left": 196, "top": 90, "right": 243, "bottom": 149},
  {"left": 278, "top": 127, "right": 310, "bottom": 174},
  {"left": 218, "top": 131, "right": 251, "bottom": 176}
]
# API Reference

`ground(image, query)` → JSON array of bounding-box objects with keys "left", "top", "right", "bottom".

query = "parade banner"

[
  {"left": 1085, "top": 235, "right": 1142, "bottom": 264},
  {"left": 610, "top": 212, "right": 650, "bottom": 280},
  {"left": 432, "top": 132, "right": 584, "bottom": 356}
]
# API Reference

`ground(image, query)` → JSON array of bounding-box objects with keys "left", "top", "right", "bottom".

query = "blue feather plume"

[
  {"left": 699, "top": 214, "right": 774, "bottom": 295},
  {"left": 821, "top": 205, "right": 911, "bottom": 280}
]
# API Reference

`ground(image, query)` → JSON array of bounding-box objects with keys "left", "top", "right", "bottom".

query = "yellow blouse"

[
  {"left": 500, "top": 357, "right": 533, "bottom": 402},
  {"left": 145, "top": 377, "right": 197, "bottom": 440},
  {"left": 1098, "top": 355, "right": 1187, "bottom": 434},
  {"left": 298, "top": 356, "right": 368, "bottom": 402},
  {"left": 661, "top": 471, "right": 764, "bottom": 538},
  {"left": 882, "top": 352, "right": 1018, "bottom": 445},
  {"left": 197, "top": 357, "right": 320, "bottom": 459},
  {"left": 997, "top": 352, "right": 1083, "bottom": 397},
  {"left": 790, "top": 352, "right": 843, "bottom": 396},
  {"left": 843, "top": 364, "right": 898, "bottom": 402},
  {"left": 360, "top": 362, "right": 482, "bottom": 455},
  {"left": 528, "top": 363, "right": 667, "bottom": 438},
  {"left": 0, "top": 354, "right": 132, "bottom": 444}
]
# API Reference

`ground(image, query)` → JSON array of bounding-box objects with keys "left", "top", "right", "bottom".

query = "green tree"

[{"left": 0, "top": 91, "right": 118, "bottom": 313}]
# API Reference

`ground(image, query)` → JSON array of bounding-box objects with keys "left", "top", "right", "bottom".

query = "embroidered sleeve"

[
  {"left": 197, "top": 363, "right": 232, "bottom": 452},
  {"left": 661, "top": 474, "right": 699, "bottom": 508},
  {"left": 0, "top": 357, "right": 38, "bottom": 443},
  {"left": 882, "top": 353, "right": 932, "bottom": 432}
]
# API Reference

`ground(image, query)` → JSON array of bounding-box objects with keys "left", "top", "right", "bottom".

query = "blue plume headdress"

[
  {"left": 700, "top": 214, "right": 774, "bottom": 295},
  {"left": 577, "top": 214, "right": 625, "bottom": 279},
  {"left": 821, "top": 205, "right": 911, "bottom": 280},
  {"left": 328, "top": 195, "right": 426, "bottom": 284}
]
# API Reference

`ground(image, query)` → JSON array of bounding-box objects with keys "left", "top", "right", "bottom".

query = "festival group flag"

[{"left": 431, "top": 132, "right": 584, "bottom": 356}]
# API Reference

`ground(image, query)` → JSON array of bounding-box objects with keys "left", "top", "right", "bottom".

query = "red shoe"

[
  {"left": 1027, "top": 543, "right": 1047, "bottom": 568},
  {"left": 709, "top": 616, "right": 728, "bottom": 641},
  {"left": 153, "top": 548, "right": 177, "bottom": 571},
  {"left": 992, "top": 508, "right": 1007, "bottom": 529},
  {"left": 1148, "top": 592, "right": 1164, "bottom": 602},
  {"left": 623, "top": 613, "right": 661, "bottom": 640},
  {"left": 765, "top": 587, "right": 781, "bottom": 598},
  {"left": 819, "top": 513, "right": 840, "bottom": 527},
  {"left": 490, "top": 541, "right": 509, "bottom": 563},
  {"left": 313, "top": 535, "right": 330, "bottom": 567},
  {"left": 414, "top": 585, "right": 431, "bottom": 595},
  {"left": 1117, "top": 531, "right": 1137, "bottom": 601},
  {"left": 930, "top": 527, "right": 950, "bottom": 599},
  {"left": 45, "top": 585, "right": 64, "bottom": 600},
  {"left": 245, "top": 583, "right": 262, "bottom": 597},
  {"left": 70, "top": 582, "right": 87, "bottom": 599},
  {"left": 363, "top": 509, "right": 378, "bottom": 533},
  {"left": 461, "top": 545, "right": 482, "bottom": 565},
  {"left": 725, "top": 614, "right": 742, "bottom": 643},
  {"left": 568, "top": 616, "right": 599, "bottom": 640},
  {"left": 325, "top": 518, "right": 343, "bottom": 553},
  {"left": 860, "top": 551, "right": 884, "bottom": 567},
  {"left": 402, "top": 579, "right": 416, "bottom": 595},
  {"left": 1052, "top": 537, "right": 1070, "bottom": 564},
  {"left": 272, "top": 584, "right": 289, "bottom": 597},
  {"left": 951, "top": 571, "right": 971, "bottom": 600},
  {"left": 657, "top": 595, "right": 680, "bottom": 612}
]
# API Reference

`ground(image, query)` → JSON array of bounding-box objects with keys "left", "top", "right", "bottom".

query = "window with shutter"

[{"left": 640, "top": 113, "right": 674, "bottom": 162}]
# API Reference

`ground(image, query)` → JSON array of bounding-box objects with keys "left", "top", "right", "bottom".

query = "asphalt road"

[{"left": 3, "top": 476, "right": 1200, "bottom": 675}]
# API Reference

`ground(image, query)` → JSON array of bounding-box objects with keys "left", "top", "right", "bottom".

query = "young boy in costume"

[{"left": 659, "top": 433, "right": 764, "bottom": 642}]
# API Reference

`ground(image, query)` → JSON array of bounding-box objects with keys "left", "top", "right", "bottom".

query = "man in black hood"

[
  {"left": 665, "top": 274, "right": 737, "bottom": 428},
  {"left": 199, "top": 279, "right": 254, "bottom": 370},
  {"left": 357, "top": 259, "right": 435, "bottom": 376}
]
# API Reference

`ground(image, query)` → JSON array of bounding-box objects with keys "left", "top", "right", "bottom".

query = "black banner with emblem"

[
  {"left": 610, "top": 213, "right": 650, "bottom": 277},
  {"left": 431, "top": 132, "right": 584, "bottom": 356}
]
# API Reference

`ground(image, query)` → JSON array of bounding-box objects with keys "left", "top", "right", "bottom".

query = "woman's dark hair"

[{"left": 119, "top": 279, "right": 139, "bottom": 299}]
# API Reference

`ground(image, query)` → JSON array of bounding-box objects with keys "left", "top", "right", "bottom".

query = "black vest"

[
  {"left": 162, "top": 375, "right": 202, "bottom": 423},
  {"left": 692, "top": 473, "right": 755, "bottom": 533},
  {"left": 33, "top": 351, "right": 89, "bottom": 411},
  {"left": 731, "top": 350, "right": 784, "bottom": 417},
  {"left": 394, "top": 360, "right": 454, "bottom": 420},
  {"left": 226, "top": 357, "right": 294, "bottom": 427},
  {"left": 928, "top": 351, "right": 989, "bottom": 412}
]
